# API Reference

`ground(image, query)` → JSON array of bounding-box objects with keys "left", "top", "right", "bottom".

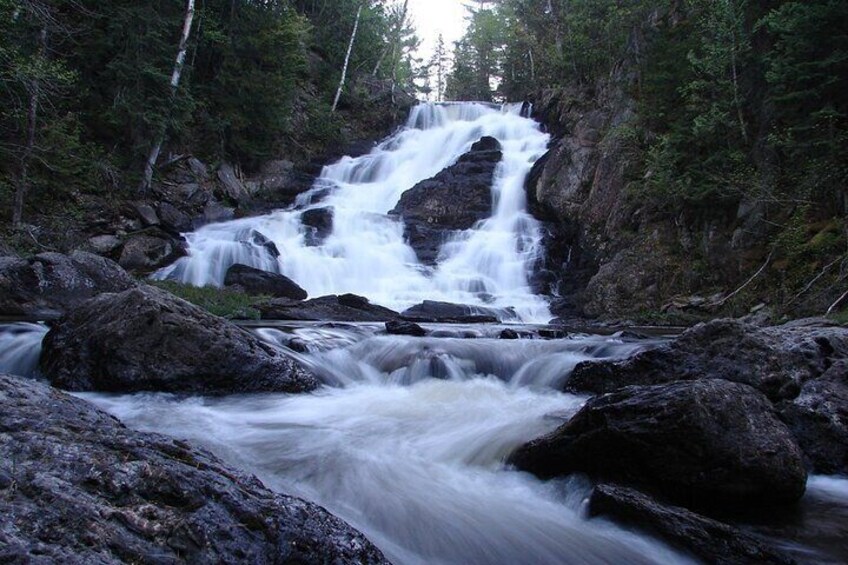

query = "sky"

[{"left": 407, "top": 0, "right": 469, "bottom": 61}]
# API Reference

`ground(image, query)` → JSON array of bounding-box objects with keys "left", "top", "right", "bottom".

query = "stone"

[
  {"left": 566, "top": 318, "right": 848, "bottom": 401},
  {"left": 236, "top": 229, "right": 281, "bottom": 260},
  {"left": 509, "top": 379, "right": 807, "bottom": 505},
  {"left": 386, "top": 320, "right": 427, "bottom": 337},
  {"left": 588, "top": 484, "right": 795, "bottom": 564},
  {"left": 400, "top": 301, "right": 502, "bottom": 324},
  {"left": 0, "top": 374, "right": 388, "bottom": 564},
  {"left": 40, "top": 285, "right": 317, "bottom": 395},
  {"left": 157, "top": 202, "right": 192, "bottom": 233},
  {"left": 260, "top": 295, "right": 400, "bottom": 322},
  {"left": 118, "top": 234, "right": 183, "bottom": 273},
  {"left": 87, "top": 234, "right": 122, "bottom": 255},
  {"left": 0, "top": 251, "right": 136, "bottom": 318},
  {"left": 187, "top": 156, "right": 210, "bottom": 180},
  {"left": 133, "top": 202, "right": 160, "bottom": 227},
  {"left": 777, "top": 360, "right": 848, "bottom": 474},
  {"left": 499, "top": 328, "right": 520, "bottom": 339},
  {"left": 301, "top": 207, "right": 334, "bottom": 246},
  {"left": 390, "top": 137, "right": 502, "bottom": 264},
  {"left": 217, "top": 163, "right": 247, "bottom": 202},
  {"left": 224, "top": 264, "right": 307, "bottom": 300}
]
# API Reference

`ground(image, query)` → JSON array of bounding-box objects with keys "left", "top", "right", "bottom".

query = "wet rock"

[
  {"left": 0, "top": 374, "right": 388, "bottom": 564},
  {"left": 302, "top": 207, "right": 334, "bottom": 246},
  {"left": 391, "top": 136, "right": 502, "bottom": 264},
  {"left": 499, "top": 328, "right": 520, "bottom": 339},
  {"left": 260, "top": 295, "right": 399, "bottom": 322},
  {"left": 566, "top": 318, "right": 848, "bottom": 401},
  {"left": 588, "top": 484, "right": 795, "bottom": 564},
  {"left": 41, "top": 285, "right": 317, "bottom": 395},
  {"left": 386, "top": 320, "right": 427, "bottom": 337},
  {"left": 778, "top": 360, "right": 848, "bottom": 474},
  {"left": 0, "top": 251, "right": 136, "bottom": 318},
  {"left": 119, "top": 234, "right": 185, "bottom": 273},
  {"left": 197, "top": 201, "right": 236, "bottom": 227},
  {"left": 401, "top": 300, "right": 501, "bottom": 323},
  {"left": 237, "top": 229, "right": 281, "bottom": 260},
  {"left": 224, "top": 264, "right": 307, "bottom": 300},
  {"left": 509, "top": 379, "right": 807, "bottom": 506}
]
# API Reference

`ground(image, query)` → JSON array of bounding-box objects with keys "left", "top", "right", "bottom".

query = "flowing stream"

[
  {"left": 3, "top": 102, "right": 848, "bottom": 563},
  {"left": 154, "top": 103, "right": 552, "bottom": 321}
]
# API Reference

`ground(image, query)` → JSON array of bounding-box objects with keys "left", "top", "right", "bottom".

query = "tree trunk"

[
  {"left": 12, "top": 28, "right": 47, "bottom": 227},
  {"left": 139, "top": 0, "right": 196, "bottom": 195},
  {"left": 332, "top": 4, "right": 362, "bottom": 113}
]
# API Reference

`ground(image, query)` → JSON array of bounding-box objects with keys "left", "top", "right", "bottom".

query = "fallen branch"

[
  {"left": 826, "top": 288, "right": 848, "bottom": 316},
  {"left": 787, "top": 254, "right": 846, "bottom": 306},
  {"left": 714, "top": 249, "right": 774, "bottom": 307}
]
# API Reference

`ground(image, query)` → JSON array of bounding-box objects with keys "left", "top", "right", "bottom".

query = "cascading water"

[{"left": 154, "top": 103, "right": 552, "bottom": 321}]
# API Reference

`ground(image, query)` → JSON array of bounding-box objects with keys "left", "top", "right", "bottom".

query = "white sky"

[{"left": 407, "top": 0, "right": 469, "bottom": 61}]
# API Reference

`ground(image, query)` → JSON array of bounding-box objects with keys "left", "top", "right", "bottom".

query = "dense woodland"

[{"left": 0, "top": 0, "right": 422, "bottom": 227}]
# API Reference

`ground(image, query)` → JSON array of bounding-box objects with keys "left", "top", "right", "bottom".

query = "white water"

[
  {"left": 154, "top": 103, "right": 552, "bottom": 321},
  {"left": 0, "top": 322, "right": 47, "bottom": 378},
  {"left": 84, "top": 327, "right": 692, "bottom": 565}
]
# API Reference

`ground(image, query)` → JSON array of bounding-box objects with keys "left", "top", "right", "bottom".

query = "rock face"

[
  {"left": 400, "top": 300, "right": 504, "bottom": 323},
  {"left": 0, "top": 374, "right": 388, "bottom": 564},
  {"left": 509, "top": 379, "right": 807, "bottom": 505},
  {"left": 224, "top": 264, "right": 307, "bottom": 300},
  {"left": 566, "top": 318, "right": 848, "bottom": 401},
  {"left": 588, "top": 484, "right": 794, "bottom": 565},
  {"left": 0, "top": 251, "right": 136, "bottom": 317},
  {"left": 260, "top": 294, "right": 400, "bottom": 322},
  {"left": 41, "top": 285, "right": 317, "bottom": 394},
  {"left": 391, "top": 136, "right": 502, "bottom": 264},
  {"left": 777, "top": 359, "right": 848, "bottom": 474}
]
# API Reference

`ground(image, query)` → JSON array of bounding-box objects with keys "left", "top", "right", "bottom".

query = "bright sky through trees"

[{"left": 407, "top": 0, "right": 468, "bottom": 60}]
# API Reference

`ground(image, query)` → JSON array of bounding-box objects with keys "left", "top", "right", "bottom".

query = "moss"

[{"left": 149, "top": 280, "right": 266, "bottom": 320}]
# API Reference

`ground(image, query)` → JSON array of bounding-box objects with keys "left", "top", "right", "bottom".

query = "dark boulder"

[
  {"left": 260, "top": 294, "right": 400, "bottom": 322},
  {"left": 401, "top": 300, "right": 502, "bottom": 323},
  {"left": 0, "top": 251, "right": 136, "bottom": 318},
  {"left": 509, "top": 379, "right": 807, "bottom": 505},
  {"left": 566, "top": 319, "right": 848, "bottom": 401},
  {"left": 386, "top": 320, "right": 427, "bottom": 337},
  {"left": 157, "top": 201, "right": 193, "bottom": 233},
  {"left": 499, "top": 328, "right": 520, "bottom": 339},
  {"left": 390, "top": 136, "right": 502, "bottom": 264},
  {"left": 589, "top": 484, "right": 795, "bottom": 564},
  {"left": 778, "top": 359, "right": 848, "bottom": 474},
  {"left": 40, "top": 285, "right": 317, "bottom": 394},
  {"left": 224, "top": 264, "right": 307, "bottom": 300},
  {"left": 0, "top": 374, "right": 388, "bottom": 564},
  {"left": 301, "top": 207, "right": 334, "bottom": 246},
  {"left": 119, "top": 233, "right": 186, "bottom": 273}
]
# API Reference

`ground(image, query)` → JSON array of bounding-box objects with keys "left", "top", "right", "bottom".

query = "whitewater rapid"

[{"left": 154, "top": 103, "right": 552, "bottom": 322}]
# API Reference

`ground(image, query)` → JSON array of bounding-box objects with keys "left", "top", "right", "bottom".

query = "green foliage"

[{"left": 150, "top": 280, "right": 265, "bottom": 320}]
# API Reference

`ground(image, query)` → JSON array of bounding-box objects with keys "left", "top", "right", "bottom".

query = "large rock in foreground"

[
  {"left": 391, "top": 136, "right": 502, "bottom": 264},
  {"left": 588, "top": 484, "right": 794, "bottom": 564},
  {"left": 0, "top": 375, "right": 388, "bottom": 564},
  {"left": 260, "top": 294, "right": 400, "bottom": 322},
  {"left": 41, "top": 285, "right": 317, "bottom": 394},
  {"left": 566, "top": 318, "right": 848, "bottom": 401},
  {"left": 0, "top": 251, "right": 136, "bottom": 318},
  {"left": 509, "top": 379, "right": 807, "bottom": 505}
]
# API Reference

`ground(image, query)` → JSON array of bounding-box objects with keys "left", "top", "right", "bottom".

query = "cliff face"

[{"left": 524, "top": 35, "right": 798, "bottom": 323}]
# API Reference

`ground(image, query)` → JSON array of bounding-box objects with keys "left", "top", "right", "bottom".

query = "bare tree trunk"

[
  {"left": 12, "top": 27, "right": 47, "bottom": 227},
  {"left": 332, "top": 3, "right": 362, "bottom": 113},
  {"left": 139, "top": 0, "right": 196, "bottom": 195},
  {"left": 528, "top": 48, "right": 535, "bottom": 81}
]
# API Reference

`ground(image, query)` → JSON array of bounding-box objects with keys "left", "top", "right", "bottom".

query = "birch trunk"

[
  {"left": 12, "top": 28, "right": 47, "bottom": 227},
  {"left": 139, "top": 0, "right": 195, "bottom": 195},
  {"left": 332, "top": 4, "right": 362, "bottom": 113}
]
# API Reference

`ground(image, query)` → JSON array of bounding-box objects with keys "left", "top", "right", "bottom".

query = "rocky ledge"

[
  {"left": 41, "top": 285, "right": 317, "bottom": 395},
  {"left": 0, "top": 374, "right": 388, "bottom": 564}
]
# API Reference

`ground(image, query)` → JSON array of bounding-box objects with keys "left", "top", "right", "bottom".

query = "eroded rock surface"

[{"left": 0, "top": 374, "right": 388, "bottom": 564}]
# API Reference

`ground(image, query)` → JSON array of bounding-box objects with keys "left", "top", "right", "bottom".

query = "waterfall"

[{"left": 154, "top": 102, "right": 552, "bottom": 322}]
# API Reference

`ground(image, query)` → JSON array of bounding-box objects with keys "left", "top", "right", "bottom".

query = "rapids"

[{"left": 154, "top": 103, "right": 552, "bottom": 321}]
